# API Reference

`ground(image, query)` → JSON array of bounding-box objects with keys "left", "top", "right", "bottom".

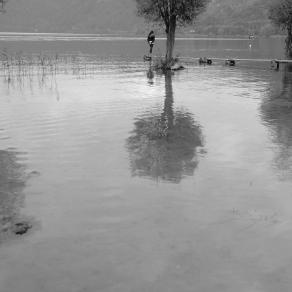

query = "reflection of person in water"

[
  {"left": 147, "top": 67, "right": 154, "bottom": 84},
  {"left": 127, "top": 72, "right": 204, "bottom": 183},
  {"left": 261, "top": 64, "right": 292, "bottom": 178},
  {"left": 147, "top": 30, "right": 155, "bottom": 55}
]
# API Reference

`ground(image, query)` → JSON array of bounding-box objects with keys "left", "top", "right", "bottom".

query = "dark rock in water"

[
  {"left": 171, "top": 63, "right": 185, "bottom": 71},
  {"left": 13, "top": 222, "right": 32, "bottom": 235},
  {"left": 199, "top": 57, "right": 212, "bottom": 65},
  {"left": 225, "top": 59, "right": 236, "bottom": 66},
  {"left": 27, "top": 170, "right": 41, "bottom": 179},
  {"left": 30, "top": 170, "right": 40, "bottom": 176}
]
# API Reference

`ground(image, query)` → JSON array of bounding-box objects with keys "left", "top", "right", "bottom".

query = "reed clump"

[{"left": 153, "top": 56, "right": 185, "bottom": 72}]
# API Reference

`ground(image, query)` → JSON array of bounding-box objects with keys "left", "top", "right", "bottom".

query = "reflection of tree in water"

[
  {"left": 127, "top": 72, "right": 204, "bottom": 183},
  {"left": 261, "top": 64, "right": 292, "bottom": 178},
  {"left": 0, "top": 149, "right": 27, "bottom": 239}
]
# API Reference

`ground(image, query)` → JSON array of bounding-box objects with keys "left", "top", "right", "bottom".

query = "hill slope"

[
  {"left": 196, "top": 0, "right": 278, "bottom": 36},
  {"left": 0, "top": 0, "right": 280, "bottom": 36},
  {"left": 0, "top": 0, "right": 143, "bottom": 33}
]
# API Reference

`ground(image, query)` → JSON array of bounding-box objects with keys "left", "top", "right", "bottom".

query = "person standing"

[{"left": 147, "top": 30, "right": 155, "bottom": 55}]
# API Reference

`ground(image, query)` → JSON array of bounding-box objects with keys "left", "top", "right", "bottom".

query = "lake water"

[{"left": 0, "top": 35, "right": 292, "bottom": 292}]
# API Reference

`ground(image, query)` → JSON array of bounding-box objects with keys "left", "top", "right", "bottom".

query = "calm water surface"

[{"left": 0, "top": 36, "right": 292, "bottom": 292}]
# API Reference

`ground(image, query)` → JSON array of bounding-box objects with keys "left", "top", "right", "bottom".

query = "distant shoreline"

[
  {"left": 0, "top": 32, "right": 285, "bottom": 42},
  {"left": 0, "top": 32, "right": 286, "bottom": 38}
]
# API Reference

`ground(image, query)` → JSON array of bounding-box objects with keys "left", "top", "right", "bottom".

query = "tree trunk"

[
  {"left": 165, "top": 15, "right": 176, "bottom": 68},
  {"left": 286, "top": 26, "right": 292, "bottom": 58}
]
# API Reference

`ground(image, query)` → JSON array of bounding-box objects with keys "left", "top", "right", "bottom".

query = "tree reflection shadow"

[
  {"left": 261, "top": 64, "right": 292, "bottom": 178},
  {"left": 0, "top": 149, "right": 28, "bottom": 239},
  {"left": 127, "top": 71, "right": 204, "bottom": 183}
]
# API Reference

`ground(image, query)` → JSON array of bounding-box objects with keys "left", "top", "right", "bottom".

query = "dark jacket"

[{"left": 147, "top": 32, "right": 155, "bottom": 44}]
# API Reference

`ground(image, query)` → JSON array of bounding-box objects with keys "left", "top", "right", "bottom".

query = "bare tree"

[
  {"left": 136, "top": 0, "right": 209, "bottom": 68},
  {"left": 269, "top": 0, "right": 292, "bottom": 57}
]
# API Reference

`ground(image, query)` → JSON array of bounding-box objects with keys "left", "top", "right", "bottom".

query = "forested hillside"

[
  {"left": 0, "top": 0, "right": 281, "bottom": 36},
  {"left": 196, "top": 0, "right": 279, "bottom": 36}
]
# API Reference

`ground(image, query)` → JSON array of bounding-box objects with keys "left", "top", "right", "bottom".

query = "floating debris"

[{"left": 13, "top": 221, "right": 32, "bottom": 235}]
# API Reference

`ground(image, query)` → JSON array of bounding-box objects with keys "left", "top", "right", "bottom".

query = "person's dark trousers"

[{"left": 150, "top": 44, "right": 153, "bottom": 54}]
